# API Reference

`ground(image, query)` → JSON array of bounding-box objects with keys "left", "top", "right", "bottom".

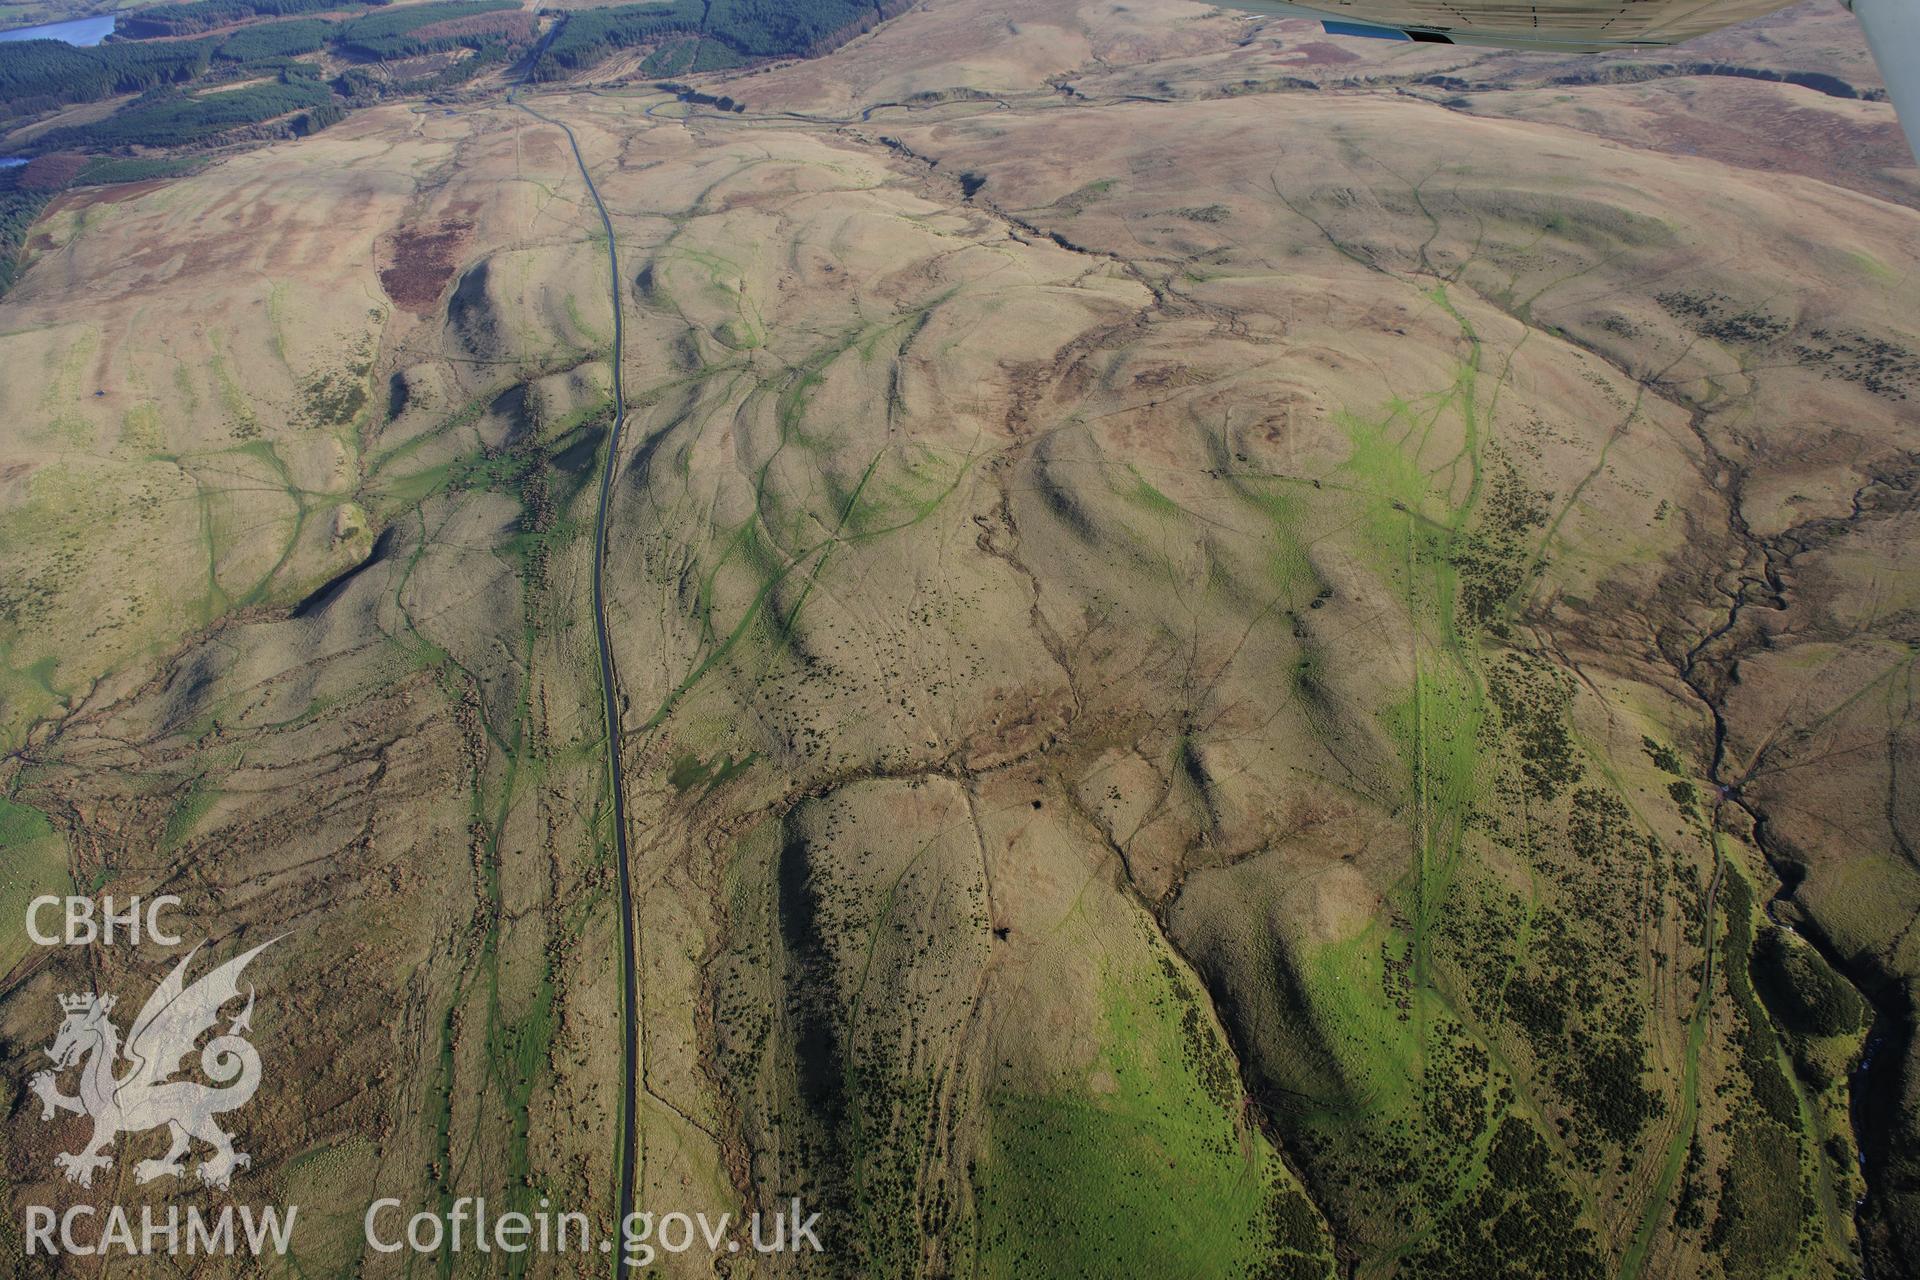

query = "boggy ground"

[{"left": 0, "top": 1, "right": 1916, "bottom": 1277}]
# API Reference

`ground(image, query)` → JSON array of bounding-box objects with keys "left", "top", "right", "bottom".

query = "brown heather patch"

[{"left": 379, "top": 217, "right": 475, "bottom": 313}]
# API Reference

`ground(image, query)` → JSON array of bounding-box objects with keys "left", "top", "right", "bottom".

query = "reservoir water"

[{"left": 0, "top": 14, "right": 116, "bottom": 45}]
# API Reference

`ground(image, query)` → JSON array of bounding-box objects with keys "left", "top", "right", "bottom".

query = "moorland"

[{"left": 0, "top": 0, "right": 1916, "bottom": 1277}]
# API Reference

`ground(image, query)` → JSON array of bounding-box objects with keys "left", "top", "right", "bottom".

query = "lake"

[{"left": 0, "top": 13, "right": 116, "bottom": 45}]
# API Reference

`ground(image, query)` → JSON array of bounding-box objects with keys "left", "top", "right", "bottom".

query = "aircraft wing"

[
  {"left": 1850, "top": 0, "right": 1920, "bottom": 168},
  {"left": 1213, "top": 0, "right": 1920, "bottom": 166}
]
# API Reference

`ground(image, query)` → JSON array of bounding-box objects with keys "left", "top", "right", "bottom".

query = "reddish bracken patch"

[
  {"left": 407, "top": 10, "right": 535, "bottom": 42},
  {"left": 17, "top": 153, "right": 88, "bottom": 191},
  {"left": 379, "top": 218, "right": 475, "bottom": 314},
  {"left": 1632, "top": 83, "right": 1916, "bottom": 208},
  {"left": 1275, "top": 41, "right": 1362, "bottom": 67},
  {"left": 52, "top": 179, "right": 172, "bottom": 212}
]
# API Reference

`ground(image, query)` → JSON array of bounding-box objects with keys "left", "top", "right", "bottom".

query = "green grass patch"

[
  {"left": 975, "top": 947, "right": 1333, "bottom": 1278},
  {"left": 161, "top": 777, "right": 217, "bottom": 852},
  {"left": 0, "top": 795, "right": 69, "bottom": 975},
  {"left": 666, "top": 750, "right": 756, "bottom": 794}
]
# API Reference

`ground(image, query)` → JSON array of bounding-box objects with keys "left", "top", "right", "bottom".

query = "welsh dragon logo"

[{"left": 28, "top": 939, "right": 277, "bottom": 1189}]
